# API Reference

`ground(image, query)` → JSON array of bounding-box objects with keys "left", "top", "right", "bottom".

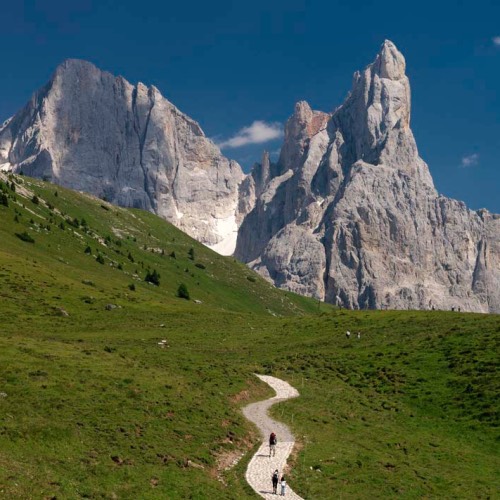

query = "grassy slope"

[
  {"left": 267, "top": 312, "right": 499, "bottom": 498},
  {"left": 0, "top": 173, "right": 498, "bottom": 499}
]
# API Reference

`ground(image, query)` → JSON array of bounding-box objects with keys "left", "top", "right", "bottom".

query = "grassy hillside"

[
  {"left": 0, "top": 173, "right": 498, "bottom": 499},
  {"left": 0, "top": 172, "right": 318, "bottom": 318}
]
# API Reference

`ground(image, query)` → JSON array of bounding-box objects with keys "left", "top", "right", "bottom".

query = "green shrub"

[
  {"left": 246, "top": 275, "right": 257, "bottom": 282},
  {"left": 145, "top": 269, "right": 160, "bottom": 286},
  {"left": 188, "top": 247, "right": 195, "bottom": 260},
  {"left": 195, "top": 262, "right": 206, "bottom": 270},
  {"left": 32, "top": 195, "right": 39, "bottom": 205},
  {"left": 176, "top": 283, "right": 190, "bottom": 300},
  {"left": 68, "top": 217, "right": 79, "bottom": 228},
  {"left": 128, "top": 283, "right": 136, "bottom": 291},
  {"left": 0, "top": 193, "right": 8, "bottom": 207},
  {"left": 84, "top": 245, "right": 92, "bottom": 254},
  {"left": 96, "top": 254, "right": 105, "bottom": 265},
  {"left": 15, "top": 232, "right": 35, "bottom": 243}
]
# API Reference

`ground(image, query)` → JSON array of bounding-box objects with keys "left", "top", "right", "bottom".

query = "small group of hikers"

[
  {"left": 345, "top": 330, "right": 361, "bottom": 339},
  {"left": 269, "top": 432, "right": 286, "bottom": 495},
  {"left": 272, "top": 468, "right": 286, "bottom": 496}
]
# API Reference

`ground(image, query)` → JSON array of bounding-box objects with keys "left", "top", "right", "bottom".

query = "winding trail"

[{"left": 242, "top": 375, "right": 304, "bottom": 499}]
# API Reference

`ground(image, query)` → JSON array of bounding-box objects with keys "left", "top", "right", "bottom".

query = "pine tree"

[{"left": 176, "top": 283, "right": 190, "bottom": 300}]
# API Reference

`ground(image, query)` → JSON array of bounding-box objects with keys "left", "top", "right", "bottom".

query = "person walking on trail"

[
  {"left": 269, "top": 432, "right": 277, "bottom": 457},
  {"left": 272, "top": 469, "right": 279, "bottom": 494},
  {"left": 280, "top": 475, "right": 286, "bottom": 496},
  {"left": 346, "top": 330, "right": 351, "bottom": 339}
]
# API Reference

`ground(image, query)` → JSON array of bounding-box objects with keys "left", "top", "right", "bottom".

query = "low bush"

[{"left": 15, "top": 232, "right": 35, "bottom": 243}]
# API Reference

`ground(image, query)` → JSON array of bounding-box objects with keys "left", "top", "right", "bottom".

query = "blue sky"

[{"left": 1, "top": 0, "right": 498, "bottom": 212}]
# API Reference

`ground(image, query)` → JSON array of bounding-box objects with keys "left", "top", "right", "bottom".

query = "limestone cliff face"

[
  {"left": 1, "top": 45, "right": 498, "bottom": 312},
  {"left": 0, "top": 59, "right": 244, "bottom": 254},
  {"left": 235, "top": 41, "right": 500, "bottom": 313}
]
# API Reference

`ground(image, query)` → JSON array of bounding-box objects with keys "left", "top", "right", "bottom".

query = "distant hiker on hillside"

[
  {"left": 346, "top": 331, "right": 351, "bottom": 339},
  {"left": 269, "top": 432, "right": 277, "bottom": 457},
  {"left": 357, "top": 331, "right": 361, "bottom": 339},
  {"left": 272, "top": 469, "right": 279, "bottom": 494},
  {"left": 280, "top": 475, "right": 286, "bottom": 496}
]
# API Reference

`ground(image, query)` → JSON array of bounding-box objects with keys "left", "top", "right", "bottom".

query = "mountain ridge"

[
  {"left": 0, "top": 58, "right": 246, "bottom": 254},
  {"left": 1, "top": 42, "right": 498, "bottom": 312},
  {"left": 236, "top": 40, "right": 500, "bottom": 313}
]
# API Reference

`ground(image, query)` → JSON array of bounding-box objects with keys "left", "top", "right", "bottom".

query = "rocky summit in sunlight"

[
  {"left": 0, "top": 59, "right": 245, "bottom": 254},
  {"left": 235, "top": 40, "right": 500, "bottom": 313},
  {"left": 1, "top": 42, "right": 499, "bottom": 312}
]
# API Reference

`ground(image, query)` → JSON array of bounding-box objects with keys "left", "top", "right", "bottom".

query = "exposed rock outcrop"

[
  {"left": 0, "top": 59, "right": 244, "bottom": 254},
  {"left": 235, "top": 41, "right": 500, "bottom": 313},
  {"left": 1, "top": 43, "right": 498, "bottom": 312}
]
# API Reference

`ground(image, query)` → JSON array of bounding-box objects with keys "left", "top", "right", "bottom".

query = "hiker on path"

[
  {"left": 272, "top": 469, "right": 279, "bottom": 494},
  {"left": 357, "top": 331, "right": 361, "bottom": 339},
  {"left": 269, "top": 432, "right": 277, "bottom": 457},
  {"left": 346, "top": 330, "right": 351, "bottom": 339},
  {"left": 280, "top": 475, "right": 286, "bottom": 496}
]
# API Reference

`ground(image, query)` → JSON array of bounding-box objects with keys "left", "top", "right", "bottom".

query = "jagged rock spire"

[
  {"left": 236, "top": 41, "right": 499, "bottom": 313},
  {"left": 260, "top": 150, "right": 270, "bottom": 188},
  {"left": 375, "top": 40, "right": 406, "bottom": 80}
]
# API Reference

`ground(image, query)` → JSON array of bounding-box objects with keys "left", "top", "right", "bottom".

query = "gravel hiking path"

[{"left": 242, "top": 375, "right": 304, "bottom": 499}]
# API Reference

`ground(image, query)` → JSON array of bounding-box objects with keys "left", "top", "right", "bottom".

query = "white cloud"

[
  {"left": 461, "top": 153, "right": 479, "bottom": 168},
  {"left": 493, "top": 36, "right": 500, "bottom": 46},
  {"left": 217, "top": 120, "right": 283, "bottom": 149}
]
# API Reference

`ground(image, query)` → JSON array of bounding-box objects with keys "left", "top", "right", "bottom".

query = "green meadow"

[{"left": 0, "top": 173, "right": 498, "bottom": 498}]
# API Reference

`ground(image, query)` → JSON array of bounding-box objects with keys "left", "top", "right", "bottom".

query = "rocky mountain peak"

[
  {"left": 375, "top": 39, "right": 406, "bottom": 80},
  {"left": 278, "top": 100, "right": 330, "bottom": 173},
  {"left": 287, "top": 100, "right": 330, "bottom": 140},
  {"left": 0, "top": 59, "right": 245, "bottom": 254},
  {"left": 2, "top": 43, "right": 498, "bottom": 313},
  {"left": 236, "top": 41, "right": 499, "bottom": 313},
  {"left": 55, "top": 58, "right": 100, "bottom": 74},
  {"left": 335, "top": 40, "right": 434, "bottom": 187}
]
